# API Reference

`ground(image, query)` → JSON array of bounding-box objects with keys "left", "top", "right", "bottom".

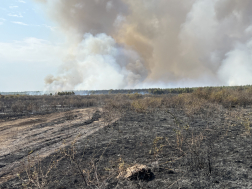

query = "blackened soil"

[{"left": 1, "top": 106, "right": 252, "bottom": 189}]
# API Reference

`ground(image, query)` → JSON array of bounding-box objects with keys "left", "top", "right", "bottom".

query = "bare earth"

[{"left": 0, "top": 107, "right": 105, "bottom": 184}]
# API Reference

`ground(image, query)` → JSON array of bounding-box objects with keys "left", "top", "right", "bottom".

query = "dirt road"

[{"left": 0, "top": 107, "right": 105, "bottom": 184}]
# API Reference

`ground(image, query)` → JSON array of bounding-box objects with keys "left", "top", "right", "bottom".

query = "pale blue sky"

[{"left": 0, "top": 0, "right": 63, "bottom": 92}]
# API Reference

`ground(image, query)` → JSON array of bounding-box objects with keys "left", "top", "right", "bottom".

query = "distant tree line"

[
  {"left": 2, "top": 85, "right": 252, "bottom": 96},
  {"left": 56, "top": 86, "right": 252, "bottom": 95},
  {"left": 57, "top": 91, "right": 75, "bottom": 96}
]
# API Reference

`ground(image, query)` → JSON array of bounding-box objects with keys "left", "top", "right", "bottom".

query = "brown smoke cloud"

[{"left": 34, "top": 0, "right": 252, "bottom": 90}]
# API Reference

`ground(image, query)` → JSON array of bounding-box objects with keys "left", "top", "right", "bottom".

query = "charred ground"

[{"left": 1, "top": 87, "right": 252, "bottom": 188}]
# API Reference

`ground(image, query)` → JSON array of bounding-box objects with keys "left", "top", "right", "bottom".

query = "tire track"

[{"left": 0, "top": 107, "right": 110, "bottom": 184}]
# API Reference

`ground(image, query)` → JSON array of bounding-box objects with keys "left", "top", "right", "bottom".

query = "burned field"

[{"left": 1, "top": 87, "right": 252, "bottom": 188}]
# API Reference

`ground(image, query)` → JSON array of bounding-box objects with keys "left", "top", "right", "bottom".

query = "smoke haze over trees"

[{"left": 34, "top": 0, "right": 252, "bottom": 91}]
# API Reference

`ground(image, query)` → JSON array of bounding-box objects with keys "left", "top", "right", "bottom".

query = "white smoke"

[
  {"left": 218, "top": 39, "right": 252, "bottom": 86},
  {"left": 44, "top": 33, "right": 147, "bottom": 91}
]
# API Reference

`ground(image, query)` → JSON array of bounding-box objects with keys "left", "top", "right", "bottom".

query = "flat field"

[{"left": 0, "top": 88, "right": 252, "bottom": 188}]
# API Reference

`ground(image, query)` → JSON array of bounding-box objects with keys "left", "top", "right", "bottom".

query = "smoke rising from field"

[{"left": 35, "top": 0, "right": 252, "bottom": 90}]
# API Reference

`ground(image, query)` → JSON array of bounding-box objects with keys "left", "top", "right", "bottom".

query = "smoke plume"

[{"left": 35, "top": 0, "right": 252, "bottom": 90}]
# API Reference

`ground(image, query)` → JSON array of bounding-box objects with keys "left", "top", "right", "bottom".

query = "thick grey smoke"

[{"left": 35, "top": 0, "right": 252, "bottom": 90}]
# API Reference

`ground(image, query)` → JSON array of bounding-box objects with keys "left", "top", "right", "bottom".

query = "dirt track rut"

[{"left": 0, "top": 107, "right": 105, "bottom": 183}]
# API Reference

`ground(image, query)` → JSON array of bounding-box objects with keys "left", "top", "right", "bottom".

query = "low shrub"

[{"left": 127, "top": 93, "right": 142, "bottom": 100}]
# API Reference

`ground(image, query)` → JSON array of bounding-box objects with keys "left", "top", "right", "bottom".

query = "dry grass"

[
  {"left": 0, "top": 95, "right": 97, "bottom": 116},
  {"left": 193, "top": 86, "right": 252, "bottom": 108}
]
